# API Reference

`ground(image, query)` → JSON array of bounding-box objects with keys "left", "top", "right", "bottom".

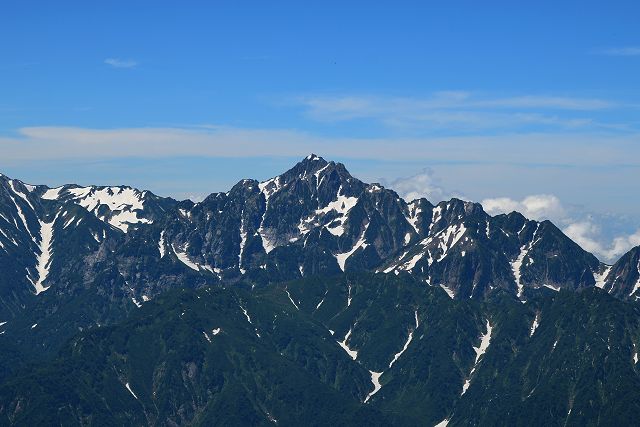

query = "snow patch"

[
  {"left": 461, "top": 320, "right": 492, "bottom": 396},
  {"left": 315, "top": 291, "right": 328, "bottom": 310},
  {"left": 258, "top": 176, "right": 282, "bottom": 253},
  {"left": 67, "top": 186, "right": 151, "bottom": 232},
  {"left": 402, "top": 252, "right": 425, "bottom": 272},
  {"left": 461, "top": 378, "right": 472, "bottom": 396},
  {"left": 336, "top": 223, "right": 368, "bottom": 271},
  {"left": 171, "top": 243, "right": 218, "bottom": 275},
  {"left": 543, "top": 284, "right": 561, "bottom": 292},
  {"left": 337, "top": 328, "right": 358, "bottom": 360},
  {"left": 429, "top": 206, "right": 442, "bottom": 234},
  {"left": 511, "top": 224, "right": 540, "bottom": 300},
  {"left": 314, "top": 163, "right": 331, "bottom": 184},
  {"left": 530, "top": 313, "right": 540, "bottom": 337},
  {"left": 238, "top": 210, "right": 247, "bottom": 274},
  {"left": 297, "top": 189, "right": 359, "bottom": 238},
  {"left": 406, "top": 202, "right": 422, "bottom": 234},
  {"left": 389, "top": 310, "right": 419, "bottom": 368},
  {"left": 436, "top": 224, "right": 467, "bottom": 262},
  {"left": 172, "top": 244, "right": 200, "bottom": 271},
  {"left": 8, "top": 193, "right": 35, "bottom": 242},
  {"left": 240, "top": 305, "right": 253, "bottom": 324},
  {"left": 629, "top": 260, "right": 640, "bottom": 297},
  {"left": 285, "top": 289, "right": 299, "bottom": 310},
  {"left": 593, "top": 265, "right": 612, "bottom": 289},
  {"left": 9, "top": 181, "right": 35, "bottom": 211},
  {"left": 363, "top": 371, "right": 383, "bottom": 403},
  {"left": 404, "top": 232, "right": 411, "bottom": 245},
  {"left": 125, "top": 382, "right": 139, "bottom": 400},
  {"left": 41, "top": 187, "right": 63, "bottom": 200},
  {"left": 324, "top": 187, "right": 357, "bottom": 212},
  {"left": 440, "top": 284, "right": 455, "bottom": 299},
  {"left": 158, "top": 230, "right": 166, "bottom": 258},
  {"left": 474, "top": 321, "right": 493, "bottom": 363},
  {"left": 32, "top": 215, "right": 58, "bottom": 295}
]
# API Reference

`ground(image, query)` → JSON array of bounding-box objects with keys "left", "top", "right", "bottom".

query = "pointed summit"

[
  {"left": 275, "top": 154, "right": 331, "bottom": 183},
  {"left": 296, "top": 153, "right": 329, "bottom": 172},
  {"left": 603, "top": 245, "right": 640, "bottom": 298},
  {"left": 304, "top": 153, "right": 323, "bottom": 162}
]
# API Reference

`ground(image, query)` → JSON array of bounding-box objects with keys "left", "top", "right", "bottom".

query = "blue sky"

[{"left": 1, "top": 1, "right": 639, "bottom": 261}]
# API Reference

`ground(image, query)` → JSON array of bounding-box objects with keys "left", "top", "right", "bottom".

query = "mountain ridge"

[
  {"left": 0, "top": 154, "right": 634, "bottom": 310},
  {"left": 1, "top": 156, "right": 640, "bottom": 425}
]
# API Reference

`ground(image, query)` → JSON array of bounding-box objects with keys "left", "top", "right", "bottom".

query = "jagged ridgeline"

[{"left": 0, "top": 156, "right": 639, "bottom": 426}]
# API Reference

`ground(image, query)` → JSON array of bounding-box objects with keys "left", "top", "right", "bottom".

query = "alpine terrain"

[{"left": 0, "top": 155, "right": 639, "bottom": 426}]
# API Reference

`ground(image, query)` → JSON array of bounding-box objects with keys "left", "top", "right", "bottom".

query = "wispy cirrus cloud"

[
  {"left": 104, "top": 58, "right": 138, "bottom": 68},
  {"left": 1, "top": 125, "right": 639, "bottom": 167},
  {"left": 293, "top": 92, "right": 620, "bottom": 132},
  {"left": 594, "top": 47, "right": 640, "bottom": 56}
]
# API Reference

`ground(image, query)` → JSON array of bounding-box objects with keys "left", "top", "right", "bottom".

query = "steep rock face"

[
  {"left": 380, "top": 206, "right": 602, "bottom": 300},
  {"left": 0, "top": 154, "right": 635, "bottom": 342},
  {"left": 163, "top": 155, "right": 418, "bottom": 283},
  {"left": 0, "top": 173, "right": 177, "bottom": 319},
  {"left": 1, "top": 157, "right": 640, "bottom": 426},
  {"left": 601, "top": 246, "right": 640, "bottom": 300},
  {"left": 0, "top": 155, "right": 637, "bottom": 345},
  {"left": 155, "top": 156, "right": 605, "bottom": 300}
]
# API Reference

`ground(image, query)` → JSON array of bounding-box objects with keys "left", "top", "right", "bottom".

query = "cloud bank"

[
  {"left": 386, "top": 170, "right": 464, "bottom": 203},
  {"left": 481, "top": 194, "right": 640, "bottom": 263},
  {"left": 482, "top": 194, "right": 566, "bottom": 221}
]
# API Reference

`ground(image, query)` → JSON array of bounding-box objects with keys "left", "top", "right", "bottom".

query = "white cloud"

[
  {"left": 295, "top": 92, "right": 618, "bottom": 131},
  {"left": 387, "top": 169, "right": 459, "bottom": 203},
  {"left": 563, "top": 220, "right": 604, "bottom": 254},
  {"left": 595, "top": 47, "right": 640, "bottom": 56},
  {"left": 564, "top": 220, "right": 640, "bottom": 263},
  {"left": 104, "top": 58, "right": 138, "bottom": 68},
  {"left": 390, "top": 174, "right": 638, "bottom": 263},
  {"left": 611, "top": 230, "right": 640, "bottom": 255},
  {"left": 481, "top": 194, "right": 566, "bottom": 221},
  {"left": 482, "top": 194, "right": 639, "bottom": 263}
]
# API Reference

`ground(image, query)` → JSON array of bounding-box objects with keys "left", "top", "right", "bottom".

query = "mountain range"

[{"left": 0, "top": 155, "right": 639, "bottom": 426}]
